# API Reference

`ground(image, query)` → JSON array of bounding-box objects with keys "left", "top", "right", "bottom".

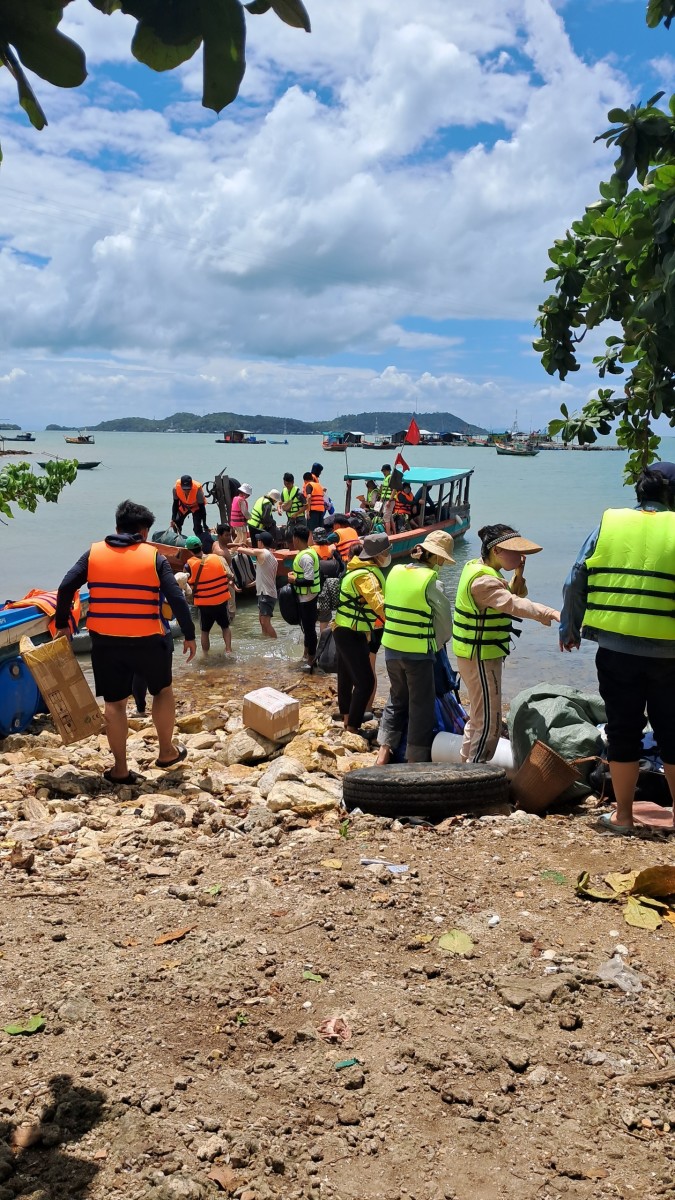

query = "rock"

[
  {"left": 157, "top": 1175, "right": 209, "bottom": 1200},
  {"left": 527, "top": 1065, "right": 549, "bottom": 1086},
  {"left": 218, "top": 729, "right": 280, "bottom": 766},
  {"left": 257, "top": 756, "right": 307, "bottom": 798},
  {"left": 195, "top": 1136, "right": 223, "bottom": 1161},
  {"left": 34, "top": 767, "right": 102, "bottom": 796},
  {"left": 294, "top": 1026, "right": 318, "bottom": 1044},
  {"left": 266, "top": 780, "right": 339, "bottom": 816},
  {"left": 57, "top": 993, "right": 97, "bottom": 1023},
  {"left": 497, "top": 974, "right": 576, "bottom": 1009},
  {"left": 282, "top": 732, "right": 339, "bottom": 775},
  {"left": 21, "top": 796, "right": 50, "bottom": 822},
  {"left": 187, "top": 733, "right": 219, "bottom": 751},
  {"left": 504, "top": 1050, "right": 530, "bottom": 1073},
  {"left": 337, "top": 1103, "right": 361, "bottom": 1126},
  {"left": 242, "top": 805, "right": 277, "bottom": 833},
  {"left": 49, "top": 815, "right": 82, "bottom": 836},
  {"left": 176, "top": 709, "right": 223, "bottom": 734},
  {"left": 143, "top": 800, "right": 187, "bottom": 827},
  {"left": 583, "top": 1050, "right": 606, "bottom": 1066}
]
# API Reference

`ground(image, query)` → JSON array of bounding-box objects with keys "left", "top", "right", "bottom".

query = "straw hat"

[
  {"left": 487, "top": 529, "right": 542, "bottom": 555},
  {"left": 418, "top": 530, "right": 455, "bottom": 564}
]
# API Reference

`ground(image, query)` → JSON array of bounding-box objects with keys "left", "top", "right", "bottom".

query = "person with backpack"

[
  {"left": 287, "top": 524, "right": 320, "bottom": 669},
  {"left": 333, "top": 533, "right": 391, "bottom": 735}
]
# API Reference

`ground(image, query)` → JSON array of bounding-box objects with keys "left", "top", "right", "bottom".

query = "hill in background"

[{"left": 47, "top": 410, "right": 487, "bottom": 435}]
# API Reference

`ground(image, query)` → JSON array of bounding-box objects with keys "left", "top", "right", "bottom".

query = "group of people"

[{"left": 55, "top": 460, "right": 675, "bottom": 836}]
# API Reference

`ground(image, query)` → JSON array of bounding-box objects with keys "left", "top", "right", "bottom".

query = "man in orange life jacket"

[
  {"left": 332, "top": 514, "right": 361, "bottom": 562},
  {"left": 171, "top": 474, "right": 207, "bottom": 537},
  {"left": 184, "top": 535, "right": 233, "bottom": 654},
  {"left": 55, "top": 499, "right": 197, "bottom": 784}
]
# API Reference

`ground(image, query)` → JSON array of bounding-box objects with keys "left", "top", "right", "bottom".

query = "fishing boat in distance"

[
  {"left": 495, "top": 442, "right": 539, "bottom": 457},
  {"left": 65, "top": 431, "right": 95, "bottom": 445},
  {"left": 0, "top": 432, "right": 35, "bottom": 442},
  {"left": 215, "top": 429, "right": 267, "bottom": 445},
  {"left": 38, "top": 460, "right": 100, "bottom": 470},
  {"left": 321, "top": 430, "right": 363, "bottom": 452},
  {"left": 360, "top": 433, "right": 399, "bottom": 451}
]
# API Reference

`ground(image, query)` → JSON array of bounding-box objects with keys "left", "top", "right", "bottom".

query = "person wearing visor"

[
  {"left": 333, "top": 532, "right": 391, "bottom": 736},
  {"left": 452, "top": 525, "right": 559, "bottom": 763},
  {"left": 561, "top": 462, "right": 675, "bottom": 836}
]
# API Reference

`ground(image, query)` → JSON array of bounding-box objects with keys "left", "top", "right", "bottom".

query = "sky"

[{"left": 0, "top": 0, "right": 673, "bottom": 430}]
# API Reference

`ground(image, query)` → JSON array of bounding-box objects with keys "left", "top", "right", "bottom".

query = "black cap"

[
  {"left": 180, "top": 474, "right": 192, "bottom": 486},
  {"left": 311, "top": 462, "right": 323, "bottom": 473},
  {"left": 255, "top": 531, "right": 274, "bottom": 547},
  {"left": 645, "top": 461, "right": 675, "bottom": 485}
]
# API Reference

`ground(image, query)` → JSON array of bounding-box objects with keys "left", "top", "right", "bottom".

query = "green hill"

[{"left": 88, "top": 410, "right": 486, "bottom": 435}]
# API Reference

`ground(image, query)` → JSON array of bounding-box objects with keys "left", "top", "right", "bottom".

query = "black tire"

[{"left": 342, "top": 762, "right": 509, "bottom": 818}]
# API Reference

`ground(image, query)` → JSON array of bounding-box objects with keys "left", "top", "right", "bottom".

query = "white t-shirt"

[
  {"left": 296, "top": 550, "right": 317, "bottom": 604},
  {"left": 255, "top": 549, "right": 278, "bottom": 598}
]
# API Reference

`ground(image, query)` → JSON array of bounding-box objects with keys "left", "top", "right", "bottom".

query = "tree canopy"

[
  {"left": 0, "top": 0, "right": 311, "bottom": 161},
  {"left": 0, "top": 458, "right": 77, "bottom": 521}
]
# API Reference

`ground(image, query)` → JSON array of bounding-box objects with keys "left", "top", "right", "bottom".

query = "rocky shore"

[{"left": 1, "top": 663, "right": 674, "bottom": 1200}]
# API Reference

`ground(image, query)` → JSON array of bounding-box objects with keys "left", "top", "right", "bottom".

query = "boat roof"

[
  {"left": 345, "top": 467, "right": 473, "bottom": 485},
  {"left": 324, "top": 430, "right": 363, "bottom": 436}
]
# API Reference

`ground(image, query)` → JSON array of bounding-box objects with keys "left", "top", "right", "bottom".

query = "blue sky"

[{"left": 0, "top": 0, "right": 673, "bottom": 430}]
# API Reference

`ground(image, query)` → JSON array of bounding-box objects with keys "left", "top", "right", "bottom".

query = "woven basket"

[{"left": 510, "top": 740, "right": 581, "bottom": 814}]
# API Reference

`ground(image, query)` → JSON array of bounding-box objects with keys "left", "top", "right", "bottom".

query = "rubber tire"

[{"left": 342, "top": 762, "right": 509, "bottom": 818}]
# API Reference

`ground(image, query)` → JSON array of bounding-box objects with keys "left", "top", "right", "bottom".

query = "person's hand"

[
  {"left": 287, "top": 571, "right": 296, "bottom": 582},
  {"left": 53, "top": 627, "right": 70, "bottom": 640},
  {"left": 183, "top": 639, "right": 197, "bottom": 662},
  {"left": 560, "top": 637, "right": 580, "bottom": 652}
]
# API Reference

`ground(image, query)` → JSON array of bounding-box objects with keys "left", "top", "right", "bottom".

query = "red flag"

[
  {"left": 404, "top": 417, "right": 421, "bottom": 445},
  {"left": 394, "top": 450, "right": 409, "bottom": 472}
]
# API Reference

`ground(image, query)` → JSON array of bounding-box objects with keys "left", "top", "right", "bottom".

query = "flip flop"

[
  {"left": 103, "top": 769, "right": 145, "bottom": 786},
  {"left": 596, "top": 813, "right": 657, "bottom": 838},
  {"left": 155, "top": 744, "right": 187, "bottom": 770}
]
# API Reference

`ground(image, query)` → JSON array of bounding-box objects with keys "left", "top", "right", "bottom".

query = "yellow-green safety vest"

[
  {"left": 249, "top": 495, "right": 274, "bottom": 530},
  {"left": 452, "top": 561, "right": 513, "bottom": 660},
  {"left": 292, "top": 547, "right": 321, "bottom": 597},
  {"left": 379, "top": 474, "right": 393, "bottom": 501},
  {"left": 335, "top": 564, "right": 386, "bottom": 633},
  {"left": 583, "top": 507, "right": 675, "bottom": 640},
  {"left": 282, "top": 486, "right": 305, "bottom": 520},
  {"left": 382, "top": 564, "right": 437, "bottom": 654}
]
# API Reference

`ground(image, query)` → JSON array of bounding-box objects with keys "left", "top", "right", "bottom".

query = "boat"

[
  {"left": 321, "top": 431, "right": 364, "bottom": 452},
  {"left": 360, "top": 434, "right": 399, "bottom": 451},
  {"left": 38, "top": 460, "right": 101, "bottom": 470},
  {"left": 0, "top": 591, "right": 90, "bottom": 735},
  {"left": 65, "top": 431, "right": 95, "bottom": 444},
  {"left": 0, "top": 432, "right": 35, "bottom": 442},
  {"left": 268, "top": 439, "right": 288, "bottom": 445},
  {"left": 215, "top": 429, "right": 267, "bottom": 445},
  {"left": 495, "top": 443, "right": 539, "bottom": 457},
  {"left": 0, "top": 448, "right": 32, "bottom": 456}
]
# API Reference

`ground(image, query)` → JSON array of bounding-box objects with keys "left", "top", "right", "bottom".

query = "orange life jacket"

[
  {"left": 7, "top": 588, "right": 82, "bottom": 638},
  {"left": 187, "top": 554, "right": 231, "bottom": 606},
  {"left": 314, "top": 543, "right": 335, "bottom": 560},
  {"left": 174, "top": 479, "right": 202, "bottom": 515},
  {"left": 394, "top": 489, "right": 414, "bottom": 516},
  {"left": 304, "top": 479, "right": 325, "bottom": 512},
  {"left": 87, "top": 541, "right": 163, "bottom": 637},
  {"left": 336, "top": 527, "right": 360, "bottom": 561}
]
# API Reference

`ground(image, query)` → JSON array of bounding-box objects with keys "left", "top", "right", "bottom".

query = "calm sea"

[{"left": 5, "top": 431, "right": 671, "bottom": 700}]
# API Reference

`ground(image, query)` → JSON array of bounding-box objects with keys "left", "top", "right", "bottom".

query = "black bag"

[
  {"left": 278, "top": 584, "right": 301, "bottom": 626},
  {"left": 589, "top": 760, "right": 672, "bottom": 806},
  {"left": 315, "top": 627, "right": 337, "bottom": 673}
]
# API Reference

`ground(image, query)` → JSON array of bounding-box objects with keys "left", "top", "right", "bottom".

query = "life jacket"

[
  {"left": 230, "top": 494, "right": 248, "bottom": 527},
  {"left": 335, "top": 527, "right": 360, "bottom": 561},
  {"left": 187, "top": 554, "right": 231, "bottom": 606},
  {"left": 292, "top": 547, "right": 321, "bottom": 596},
  {"left": 87, "top": 541, "right": 163, "bottom": 637},
  {"left": 282, "top": 485, "right": 305, "bottom": 520},
  {"left": 7, "top": 588, "right": 82, "bottom": 638},
  {"left": 379, "top": 474, "right": 394, "bottom": 501},
  {"left": 394, "top": 489, "right": 414, "bottom": 516},
  {"left": 452, "top": 561, "right": 513, "bottom": 660},
  {"left": 583, "top": 508, "right": 675, "bottom": 640},
  {"left": 304, "top": 479, "right": 325, "bottom": 512},
  {"left": 382, "top": 564, "right": 437, "bottom": 654},
  {"left": 335, "top": 564, "right": 385, "bottom": 633},
  {"left": 248, "top": 495, "right": 275, "bottom": 531},
  {"left": 174, "top": 479, "right": 202, "bottom": 515}
]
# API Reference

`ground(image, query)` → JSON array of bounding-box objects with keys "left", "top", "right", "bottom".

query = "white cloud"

[{"left": 0, "top": 0, "right": 633, "bottom": 428}]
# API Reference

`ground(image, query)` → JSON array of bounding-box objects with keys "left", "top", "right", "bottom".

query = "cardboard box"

[
  {"left": 20, "top": 636, "right": 103, "bottom": 746},
  {"left": 242, "top": 687, "right": 299, "bottom": 741}
]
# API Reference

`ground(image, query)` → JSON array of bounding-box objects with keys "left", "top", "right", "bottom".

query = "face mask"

[{"left": 379, "top": 553, "right": 392, "bottom": 568}]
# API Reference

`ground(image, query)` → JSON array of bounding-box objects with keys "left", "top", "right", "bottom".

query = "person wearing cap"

[
  {"left": 376, "top": 532, "right": 455, "bottom": 765},
  {"left": 248, "top": 489, "right": 281, "bottom": 543},
  {"left": 184, "top": 536, "right": 233, "bottom": 654},
  {"left": 171, "top": 474, "right": 207, "bottom": 537},
  {"left": 236, "top": 531, "right": 280, "bottom": 638},
  {"left": 230, "top": 484, "right": 252, "bottom": 545},
  {"left": 560, "top": 463, "right": 675, "bottom": 835},
  {"left": 453, "top": 524, "right": 559, "bottom": 764},
  {"left": 334, "top": 533, "right": 391, "bottom": 735}
]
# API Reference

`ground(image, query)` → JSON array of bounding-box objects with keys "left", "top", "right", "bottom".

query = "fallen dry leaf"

[
  {"left": 208, "top": 1164, "right": 237, "bottom": 1193},
  {"left": 632, "top": 865, "right": 675, "bottom": 899},
  {"left": 370, "top": 891, "right": 390, "bottom": 904},
  {"left": 114, "top": 937, "right": 139, "bottom": 948},
  {"left": 663, "top": 911, "right": 675, "bottom": 925},
  {"left": 9, "top": 846, "right": 34, "bottom": 873},
  {"left": 153, "top": 925, "right": 194, "bottom": 946},
  {"left": 321, "top": 858, "right": 343, "bottom": 870}
]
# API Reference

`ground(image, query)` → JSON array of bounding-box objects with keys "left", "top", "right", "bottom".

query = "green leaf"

[
  {"left": 245, "top": 0, "right": 272, "bottom": 11},
  {"left": 3, "top": 1014, "right": 45, "bottom": 1036},
  {"left": 302, "top": 970, "right": 323, "bottom": 982},
  {"left": 131, "top": 22, "right": 201, "bottom": 71},
  {"left": 438, "top": 929, "right": 474, "bottom": 956},
  {"left": 11, "top": 28, "right": 87, "bottom": 88},
  {"left": 0, "top": 44, "right": 47, "bottom": 130},
  {"left": 206, "top": 884, "right": 222, "bottom": 896},
  {"left": 199, "top": 0, "right": 246, "bottom": 112},
  {"left": 540, "top": 869, "right": 567, "bottom": 886},
  {"left": 271, "top": 0, "right": 311, "bottom": 32},
  {"left": 623, "top": 896, "right": 661, "bottom": 930}
]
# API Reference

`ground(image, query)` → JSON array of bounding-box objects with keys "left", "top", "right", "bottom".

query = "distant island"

[
  {"left": 0, "top": 422, "right": 20, "bottom": 430},
  {"left": 48, "top": 410, "right": 487, "bottom": 435}
]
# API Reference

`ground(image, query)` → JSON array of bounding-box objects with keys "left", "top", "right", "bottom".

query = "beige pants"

[
  {"left": 232, "top": 526, "right": 248, "bottom": 545},
  {"left": 458, "top": 657, "right": 503, "bottom": 763}
]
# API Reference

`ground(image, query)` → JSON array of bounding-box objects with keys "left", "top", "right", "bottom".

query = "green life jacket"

[
  {"left": 382, "top": 564, "right": 437, "bottom": 654},
  {"left": 292, "top": 547, "right": 321, "bottom": 596},
  {"left": 379, "top": 474, "right": 393, "bottom": 501},
  {"left": 583, "top": 508, "right": 675, "bottom": 640},
  {"left": 335, "top": 564, "right": 386, "bottom": 633},
  {"left": 452, "top": 561, "right": 514, "bottom": 660},
  {"left": 249, "top": 495, "right": 274, "bottom": 530},
  {"left": 282, "top": 486, "right": 305, "bottom": 520}
]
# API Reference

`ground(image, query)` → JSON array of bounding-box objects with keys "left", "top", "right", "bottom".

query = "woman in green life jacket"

[{"left": 452, "top": 524, "right": 559, "bottom": 763}]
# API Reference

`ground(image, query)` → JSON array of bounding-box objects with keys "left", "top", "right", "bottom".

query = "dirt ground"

[{"left": 1, "top": 658, "right": 674, "bottom": 1200}]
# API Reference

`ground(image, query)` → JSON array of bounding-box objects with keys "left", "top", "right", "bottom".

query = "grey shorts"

[{"left": 258, "top": 594, "right": 277, "bottom": 617}]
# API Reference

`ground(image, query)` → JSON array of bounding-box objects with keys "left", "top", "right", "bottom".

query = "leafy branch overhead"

[
  {"left": 0, "top": 459, "right": 78, "bottom": 522},
  {"left": 0, "top": 0, "right": 310, "bottom": 158}
]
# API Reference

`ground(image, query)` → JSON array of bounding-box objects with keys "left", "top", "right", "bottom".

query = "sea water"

[{"left": 5, "top": 430, "right": 671, "bottom": 699}]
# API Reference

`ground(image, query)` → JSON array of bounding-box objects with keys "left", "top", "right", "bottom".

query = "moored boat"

[
  {"left": 65, "top": 431, "right": 95, "bottom": 444},
  {"left": 215, "top": 429, "right": 267, "bottom": 444},
  {"left": 495, "top": 442, "right": 539, "bottom": 457},
  {"left": 0, "top": 432, "right": 35, "bottom": 442},
  {"left": 38, "top": 461, "right": 101, "bottom": 470},
  {"left": 321, "top": 431, "right": 363, "bottom": 452}
]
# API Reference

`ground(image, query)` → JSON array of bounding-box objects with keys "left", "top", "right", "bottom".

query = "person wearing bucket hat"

[
  {"left": 230, "top": 484, "right": 253, "bottom": 545},
  {"left": 452, "top": 524, "right": 559, "bottom": 764},
  {"left": 560, "top": 462, "right": 675, "bottom": 836},
  {"left": 333, "top": 533, "right": 391, "bottom": 735},
  {"left": 247, "top": 489, "right": 281, "bottom": 543},
  {"left": 376, "top": 532, "right": 455, "bottom": 765}
]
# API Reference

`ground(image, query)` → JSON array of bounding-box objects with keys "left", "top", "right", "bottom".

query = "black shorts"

[
  {"left": 91, "top": 632, "right": 173, "bottom": 703},
  {"left": 199, "top": 602, "right": 230, "bottom": 633},
  {"left": 596, "top": 647, "right": 675, "bottom": 764}
]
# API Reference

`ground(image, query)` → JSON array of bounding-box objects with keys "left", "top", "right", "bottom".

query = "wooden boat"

[
  {"left": 65, "top": 431, "right": 95, "bottom": 444},
  {"left": 268, "top": 439, "right": 288, "bottom": 445},
  {"left": 38, "top": 460, "right": 100, "bottom": 470},
  {"left": 276, "top": 466, "right": 473, "bottom": 578},
  {"left": 0, "top": 432, "right": 35, "bottom": 442},
  {"left": 495, "top": 442, "right": 539, "bottom": 457},
  {"left": 215, "top": 429, "right": 266, "bottom": 445},
  {"left": 322, "top": 431, "right": 363, "bottom": 452},
  {"left": 360, "top": 434, "right": 399, "bottom": 451},
  {"left": 0, "top": 448, "right": 32, "bottom": 456}
]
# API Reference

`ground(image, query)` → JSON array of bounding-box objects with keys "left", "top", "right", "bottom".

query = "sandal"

[
  {"left": 103, "top": 769, "right": 145, "bottom": 786},
  {"left": 596, "top": 813, "right": 657, "bottom": 838},
  {"left": 155, "top": 744, "right": 188, "bottom": 770}
]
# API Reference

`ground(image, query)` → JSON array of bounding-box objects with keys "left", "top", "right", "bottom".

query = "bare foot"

[{"left": 376, "top": 746, "right": 392, "bottom": 766}]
